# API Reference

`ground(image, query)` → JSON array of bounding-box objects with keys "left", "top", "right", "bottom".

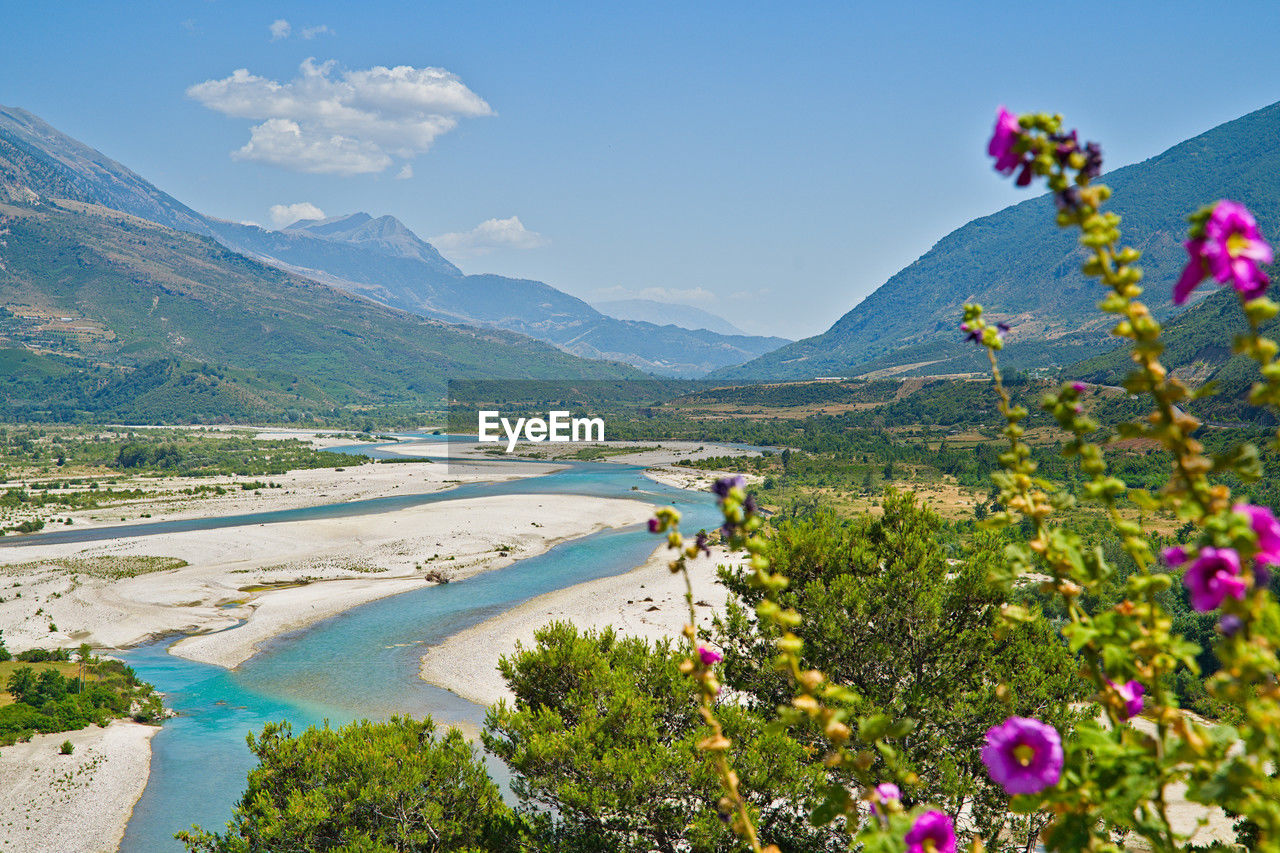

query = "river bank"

[
  {"left": 419, "top": 543, "right": 738, "bottom": 706},
  {"left": 0, "top": 719, "right": 158, "bottom": 853},
  {"left": 0, "top": 436, "right": 752, "bottom": 853}
]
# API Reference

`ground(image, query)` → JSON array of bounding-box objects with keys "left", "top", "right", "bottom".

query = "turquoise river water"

[{"left": 17, "top": 439, "right": 723, "bottom": 852}]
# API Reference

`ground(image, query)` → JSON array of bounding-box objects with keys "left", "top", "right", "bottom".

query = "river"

[{"left": 91, "top": 440, "right": 723, "bottom": 852}]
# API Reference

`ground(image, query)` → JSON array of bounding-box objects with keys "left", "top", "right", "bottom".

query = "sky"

[{"left": 6, "top": 1, "right": 1280, "bottom": 340}]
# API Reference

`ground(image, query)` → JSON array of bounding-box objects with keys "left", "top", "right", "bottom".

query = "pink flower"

[
  {"left": 905, "top": 810, "right": 955, "bottom": 853},
  {"left": 981, "top": 716, "right": 1063, "bottom": 795},
  {"left": 1071, "top": 382, "right": 1086, "bottom": 393},
  {"left": 875, "top": 782, "right": 901, "bottom": 804},
  {"left": 1108, "top": 679, "right": 1145, "bottom": 720},
  {"left": 697, "top": 645, "right": 723, "bottom": 665},
  {"left": 647, "top": 517, "right": 660, "bottom": 534},
  {"left": 870, "top": 782, "right": 901, "bottom": 816},
  {"left": 1183, "top": 546, "right": 1248, "bottom": 612},
  {"left": 1235, "top": 504, "right": 1280, "bottom": 567},
  {"left": 1162, "top": 546, "right": 1188, "bottom": 567},
  {"left": 1175, "top": 201, "right": 1273, "bottom": 304},
  {"left": 988, "top": 107, "right": 1025, "bottom": 176}
]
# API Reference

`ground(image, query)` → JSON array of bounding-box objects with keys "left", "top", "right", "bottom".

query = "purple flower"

[
  {"left": 1081, "top": 141, "right": 1103, "bottom": 180},
  {"left": 694, "top": 530, "right": 711, "bottom": 556},
  {"left": 981, "top": 716, "right": 1063, "bottom": 795},
  {"left": 1070, "top": 381, "right": 1086, "bottom": 393},
  {"left": 875, "top": 782, "right": 901, "bottom": 804},
  {"left": 905, "top": 811, "right": 956, "bottom": 853},
  {"left": 1183, "top": 546, "right": 1248, "bottom": 612},
  {"left": 870, "top": 782, "right": 901, "bottom": 817},
  {"left": 711, "top": 475, "right": 745, "bottom": 499},
  {"left": 1108, "top": 679, "right": 1145, "bottom": 720},
  {"left": 1219, "top": 614, "right": 1244, "bottom": 637},
  {"left": 961, "top": 321, "right": 981, "bottom": 344},
  {"left": 647, "top": 517, "right": 660, "bottom": 534},
  {"left": 1163, "top": 546, "right": 1188, "bottom": 567},
  {"left": 697, "top": 645, "right": 723, "bottom": 665},
  {"left": 1235, "top": 503, "right": 1280, "bottom": 568},
  {"left": 1175, "top": 201, "right": 1273, "bottom": 304},
  {"left": 1055, "top": 186, "right": 1083, "bottom": 213},
  {"left": 988, "top": 107, "right": 1024, "bottom": 176}
]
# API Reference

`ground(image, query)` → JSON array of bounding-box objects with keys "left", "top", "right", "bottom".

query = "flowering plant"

[{"left": 653, "top": 106, "right": 1280, "bottom": 852}]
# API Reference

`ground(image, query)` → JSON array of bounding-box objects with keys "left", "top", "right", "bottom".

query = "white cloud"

[
  {"left": 431, "top": 216, "right": 547, "bottom": 258},
  {"left": 187, "top": 58, "right": 493, "bottom": 175},
  {"left": 396, "top": 163, "right": 414, "bottom": 180},
  {"left": 268, "top": 202, "right": 327, "bottom": 228},
  {"left": 269, "top": 19, "right": 291, "bottom": 41},
  {"left": 301, "top": 24, "right": 332, "bottom": 39}
]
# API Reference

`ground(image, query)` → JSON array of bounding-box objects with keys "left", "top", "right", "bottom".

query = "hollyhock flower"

[
  {"left": 1219, "top": 614, "right": 1244, "bottom": 637},
  {"left": 875, "top": 782, "right": 901, "bottom": 804},
  {"left": 697, "top": 645, "right": 722, "bottom": 665},
  {"left": 1081, "top": 141, "right": 1103, "bottom": 180},
  {"left": 647, "top": 517, "right": 660, "bottom": 534},
  {"left": 1235, "top": 504, "right": 1280, "bottom": 567},
  {"left": 694, "top": 530, "right": 711, "bottom": 556},
  {"left": 905, "top": 810, "right": 956, "bottom": 853},
  {"left": 1183, "top": 546, "right": 1247, "bottom": 612},
  {"left": 1108, "top": 679, "right": 1145, "bottom": 720},
  {"left": 981, "top": 717, "right": 1063, "bottom": 795},
  {"left": 1175, "top": 201, "right": 1273, "bottom": 304},
  {"left": 711, "top": 475, "right": 745, "bottom": 499},
  {"left": 1055, "top": 186, "right": 1083, "bottom": 212},
  {"left": 1163, "top": 545, "right": 1188, "bottom": 567},
  {"left": 870, "top": 782, "right": 901, "bottom": 818},
  {"left": 1071, "top": 382, "right": 1086, "bottom": 393},
  {"left": 988, "top": 107, "right": 1024, "bottom": 176}
]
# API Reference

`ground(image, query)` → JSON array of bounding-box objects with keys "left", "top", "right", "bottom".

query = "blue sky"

[{"left": 7, "top": 1, "right": 1280, "bottom": 339}]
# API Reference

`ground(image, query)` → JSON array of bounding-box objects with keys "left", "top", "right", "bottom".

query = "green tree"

[
  {"left": 483, "top": 622, "right": 837, "bottom": 853},
  {"left": 75, "top": 642, "right": 92, "bottom": 693},
  {"left": 714, "top": 491, "right": 1085, "bottom": 850},
  {"left": 179, "top": 716, "right": 518, "bottom": 853},
  {"left": 5, "top": 666, "right": 35, "bottom": 704}
]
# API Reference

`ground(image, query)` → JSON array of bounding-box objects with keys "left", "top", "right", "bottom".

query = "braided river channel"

[{"left": 19, "top": 438, "right": 725, "bottom": 852}]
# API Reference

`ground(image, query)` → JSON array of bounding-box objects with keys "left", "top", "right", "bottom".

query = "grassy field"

[{"left": 0, "top": 660, "right": 100, "bottom": 708}]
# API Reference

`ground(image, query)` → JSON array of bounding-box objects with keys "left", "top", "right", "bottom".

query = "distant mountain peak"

[{"left": 283, "top": 210, "right": 457, "bottom": 270}]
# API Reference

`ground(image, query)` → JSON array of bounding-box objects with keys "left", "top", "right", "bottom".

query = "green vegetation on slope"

[{"left": 0, "top": 644, "right": 163, "bottom": 746}]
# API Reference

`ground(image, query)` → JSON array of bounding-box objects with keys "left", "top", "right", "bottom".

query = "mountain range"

[
  {"left": 0, "top": 104, "right": 787, "bottom": 380},
  {"left": 589, "top": 299, "right": 747, "bottom": 336},
  {"left": 208, "top": 214, "right": 789, "bottom": 377},
  {"left": 717, "top": 99, "right": 1280, "bottom": 380}
]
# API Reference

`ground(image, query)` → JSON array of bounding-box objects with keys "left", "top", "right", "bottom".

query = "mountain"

[
  {"left": 1066, "top": 285, "right": 1277, "bottom": 425},
  {"left": 0, "top": 105, "right": 212, "bottom": 236},
  {"left": 590, "top": 298, "right": 748, "bottom": 336},
  {"left": 0, "top": 105, "right": 786, "bottom": 378},
  {"left": 206, "top": 213, "right": 788, "bottom": 377},
  {"left": 717, "top": 100, "right": 1280, "bottom": 380},
  {"left": 0, "top": 197, "right": 641, "bottom": 422}
]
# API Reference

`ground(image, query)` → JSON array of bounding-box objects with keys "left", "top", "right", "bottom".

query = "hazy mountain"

[
  {"left": 591, "top": 298, "right": 749, "bottom": 336},
  {"left": 209, "top": 213, "right": 788, "bottom": 377},
  {"left": 717, "top": 99, "right": 1280, "bottom": 380},
  {"left": 0, "top": 105, "right": 787, "bottom": 378}
]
